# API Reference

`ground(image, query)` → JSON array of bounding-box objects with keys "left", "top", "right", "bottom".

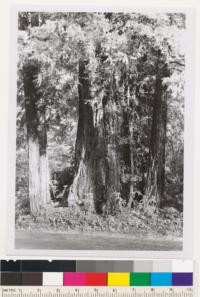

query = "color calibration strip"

[{"left": 0, "top": 260, "right": 193, "bottom": 286}]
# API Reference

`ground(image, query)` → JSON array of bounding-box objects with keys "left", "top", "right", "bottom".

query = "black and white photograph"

[{"left": 13, "top": 9, "right": 191, "bottom": 253}]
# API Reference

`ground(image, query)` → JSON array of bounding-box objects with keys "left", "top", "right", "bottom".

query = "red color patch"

[{"left": 85, "top": 273, "right": 107, "bottom": 286}]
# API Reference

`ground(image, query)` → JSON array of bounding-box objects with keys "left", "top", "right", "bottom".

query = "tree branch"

[{"left": 169, "top": 60, "right": 185, "bottom": 67}]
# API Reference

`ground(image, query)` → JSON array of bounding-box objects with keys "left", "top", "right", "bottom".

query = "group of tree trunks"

[
  {"left": 23, "top": 54, "right": 170, "bottom": 216},
  {"left": 20, "top": 11, "right": 178, "bottom": 217}
]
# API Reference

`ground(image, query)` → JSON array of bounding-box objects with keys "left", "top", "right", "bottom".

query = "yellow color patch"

[{"left": 107, "top": 273, "right": 130, "bottom": 286}]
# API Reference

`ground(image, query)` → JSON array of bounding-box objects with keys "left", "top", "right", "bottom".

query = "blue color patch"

[{"left": 151, "top": 273, "right": 172, "bottom": 286}]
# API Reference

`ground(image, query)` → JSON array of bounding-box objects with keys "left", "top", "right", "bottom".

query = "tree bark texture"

[
  {"left": 145, "top": 76, "right": 168, "bottom": 207},
  {"left": 120, "top": 108, "right": 131, "bottom": 203},
  {"left": 68, "top": 60, "right": 121, "bottom": 214},
  {"left": 23, "top": 61, "right": 50, "bottom": 215},
  {"left": 120, "top": 69, "right": 137, "bottom": 206},
  {"left": 38, "top": 124, "right": 51, "bottom": 205}
]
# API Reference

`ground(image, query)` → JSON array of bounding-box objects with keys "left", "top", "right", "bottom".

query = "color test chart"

[{"left": 0, "top": 260, "right": 193, "bottom": 287}]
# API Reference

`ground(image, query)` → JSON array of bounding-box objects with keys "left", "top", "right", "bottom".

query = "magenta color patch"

[{"left": 63, "top": 272, "right": 86, "bottom": 286}]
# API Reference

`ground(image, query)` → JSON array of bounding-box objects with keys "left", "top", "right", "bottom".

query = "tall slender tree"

[
  {"left": 23, "top": 60, "right": 42, "bottom": 215},
  {"left": 145, "top": 58, "right": 170, "bottom": 207}
]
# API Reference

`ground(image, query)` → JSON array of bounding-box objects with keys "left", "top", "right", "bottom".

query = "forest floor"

[
  {"left": 15, "top": 230, "right": 182, "bottom": 250},
  {"left": 15, "top": 203, "right": 183, "bottom": 250}
]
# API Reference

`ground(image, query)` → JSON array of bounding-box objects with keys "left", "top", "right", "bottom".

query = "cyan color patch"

[{"left": 151, "top": 273, "right": 172, "bottom": 286}]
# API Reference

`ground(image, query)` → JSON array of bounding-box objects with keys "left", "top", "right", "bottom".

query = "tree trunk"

[
  {"left": 38, "top": 124, "right": 51, "bottom": 205},
  {"left": 23, "top": 61, "right": 50, "bottom": 215},
  {"left": 128, "top": 118, "right": 135, "bottom": 204},
  {"left": 68, "top": 60, "right": 121, "bottom": 214},
  {"left": 68, "top": 59, "right": 96, "bottom": 211},
  {"left": 145, "top": 76, "right": 168, "bottom": 207},
  {"left": 23, "top": 61, "right": 42, "bottom": 215},
  {"left": 120, "top": 71, "right": 137, "bottom": 207},
  {"left": 28, "top": 136, "right": 41, "bottom": 215},
  {"left": 120, "top": 108, "right": 131, "bottom": 203},
  {"left": 102, "top": 89, "right": 121, "bottom": 214}
]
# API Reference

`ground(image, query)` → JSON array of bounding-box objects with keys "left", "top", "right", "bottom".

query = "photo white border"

[{"left": 6, "top": 4, "right": 195, "bottom": 258}]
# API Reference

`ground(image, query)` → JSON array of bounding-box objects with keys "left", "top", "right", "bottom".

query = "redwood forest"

[{"left": 15, "top": 12, "right": 185, "bottom": 250}]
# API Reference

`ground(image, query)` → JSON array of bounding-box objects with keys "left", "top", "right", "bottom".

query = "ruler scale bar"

[{"left": 0, "top": 287, "right": 194, "bottom": 297}]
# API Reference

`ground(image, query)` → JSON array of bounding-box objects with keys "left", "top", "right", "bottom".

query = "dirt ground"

[{"left": 15, "top": 230, "right": 182, "bottom": 250}]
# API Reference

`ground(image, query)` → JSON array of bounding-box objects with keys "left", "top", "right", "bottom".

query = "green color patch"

[{"left": 130, "top": 273, "right": 151, "bottom": 286}]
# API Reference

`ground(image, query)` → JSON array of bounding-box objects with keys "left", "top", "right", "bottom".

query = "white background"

[{"left": 0, "top": 0, "right": 199, "bottom": 291}]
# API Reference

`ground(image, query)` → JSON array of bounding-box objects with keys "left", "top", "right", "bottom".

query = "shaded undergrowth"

[{"left": 15, "top": 197, "right": 183, "bottom": 238}]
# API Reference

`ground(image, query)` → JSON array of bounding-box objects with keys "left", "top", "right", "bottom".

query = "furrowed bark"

[
  {"left": 120, "top": 69, "right": 137, "bottom": 206},
  {"left": 120, "top": 108, "right": 131, "bottom": 203},
  {"left": 28, "top": 136, "right": 41, "bottom": 215},
  {"left": 23, "top": 60, "right": 50, "bottom": 215},
  {"left": 38, "top": 123, "right": 51, "bottom": 205},
  {"left": 68, "top": 60, "right": 121, "bottom": 214},
  {"left": 102, "top": 88, "right": 121, "bottom": 214},
  {"left": 68, "top": 59, "right": 97, "bottom": 211},
  {"left": 145, "top": 76, "right": 168, "bottom": 207},
  {"left": 23, "top": 61, "right": 42, "bottom": 215}
]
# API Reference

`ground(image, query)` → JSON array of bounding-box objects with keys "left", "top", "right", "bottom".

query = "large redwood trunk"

[
  {"left": 102, "top": 85, "right": 121, "bottom": 214},
  {"left": 23, "top": 61, "right": 50, "bottom": 215},
  {"left": 145, "top": 76, "right": 168, "bottom": 207},
  {"left": 68, "top": 60, "right": 121, "bottom": 214},
  {"left": 68, "top": 59, "right": 96, "bottom": 211}
]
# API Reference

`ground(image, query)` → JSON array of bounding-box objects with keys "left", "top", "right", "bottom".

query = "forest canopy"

[{"left": 16, "top": 12, "right": 185, "bottom": 238}]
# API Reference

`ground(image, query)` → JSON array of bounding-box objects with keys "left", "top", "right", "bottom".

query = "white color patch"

[
  {"left": 43, "top": 272, "right": 63, "bottom": 286},
  {"left": 172, "top": 260, "right": 193, "bottom": 272}
]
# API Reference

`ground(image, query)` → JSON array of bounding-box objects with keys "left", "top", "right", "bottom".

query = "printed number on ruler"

[{"left": 0, "top": 287, "right": 194, "bottom": 297}]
